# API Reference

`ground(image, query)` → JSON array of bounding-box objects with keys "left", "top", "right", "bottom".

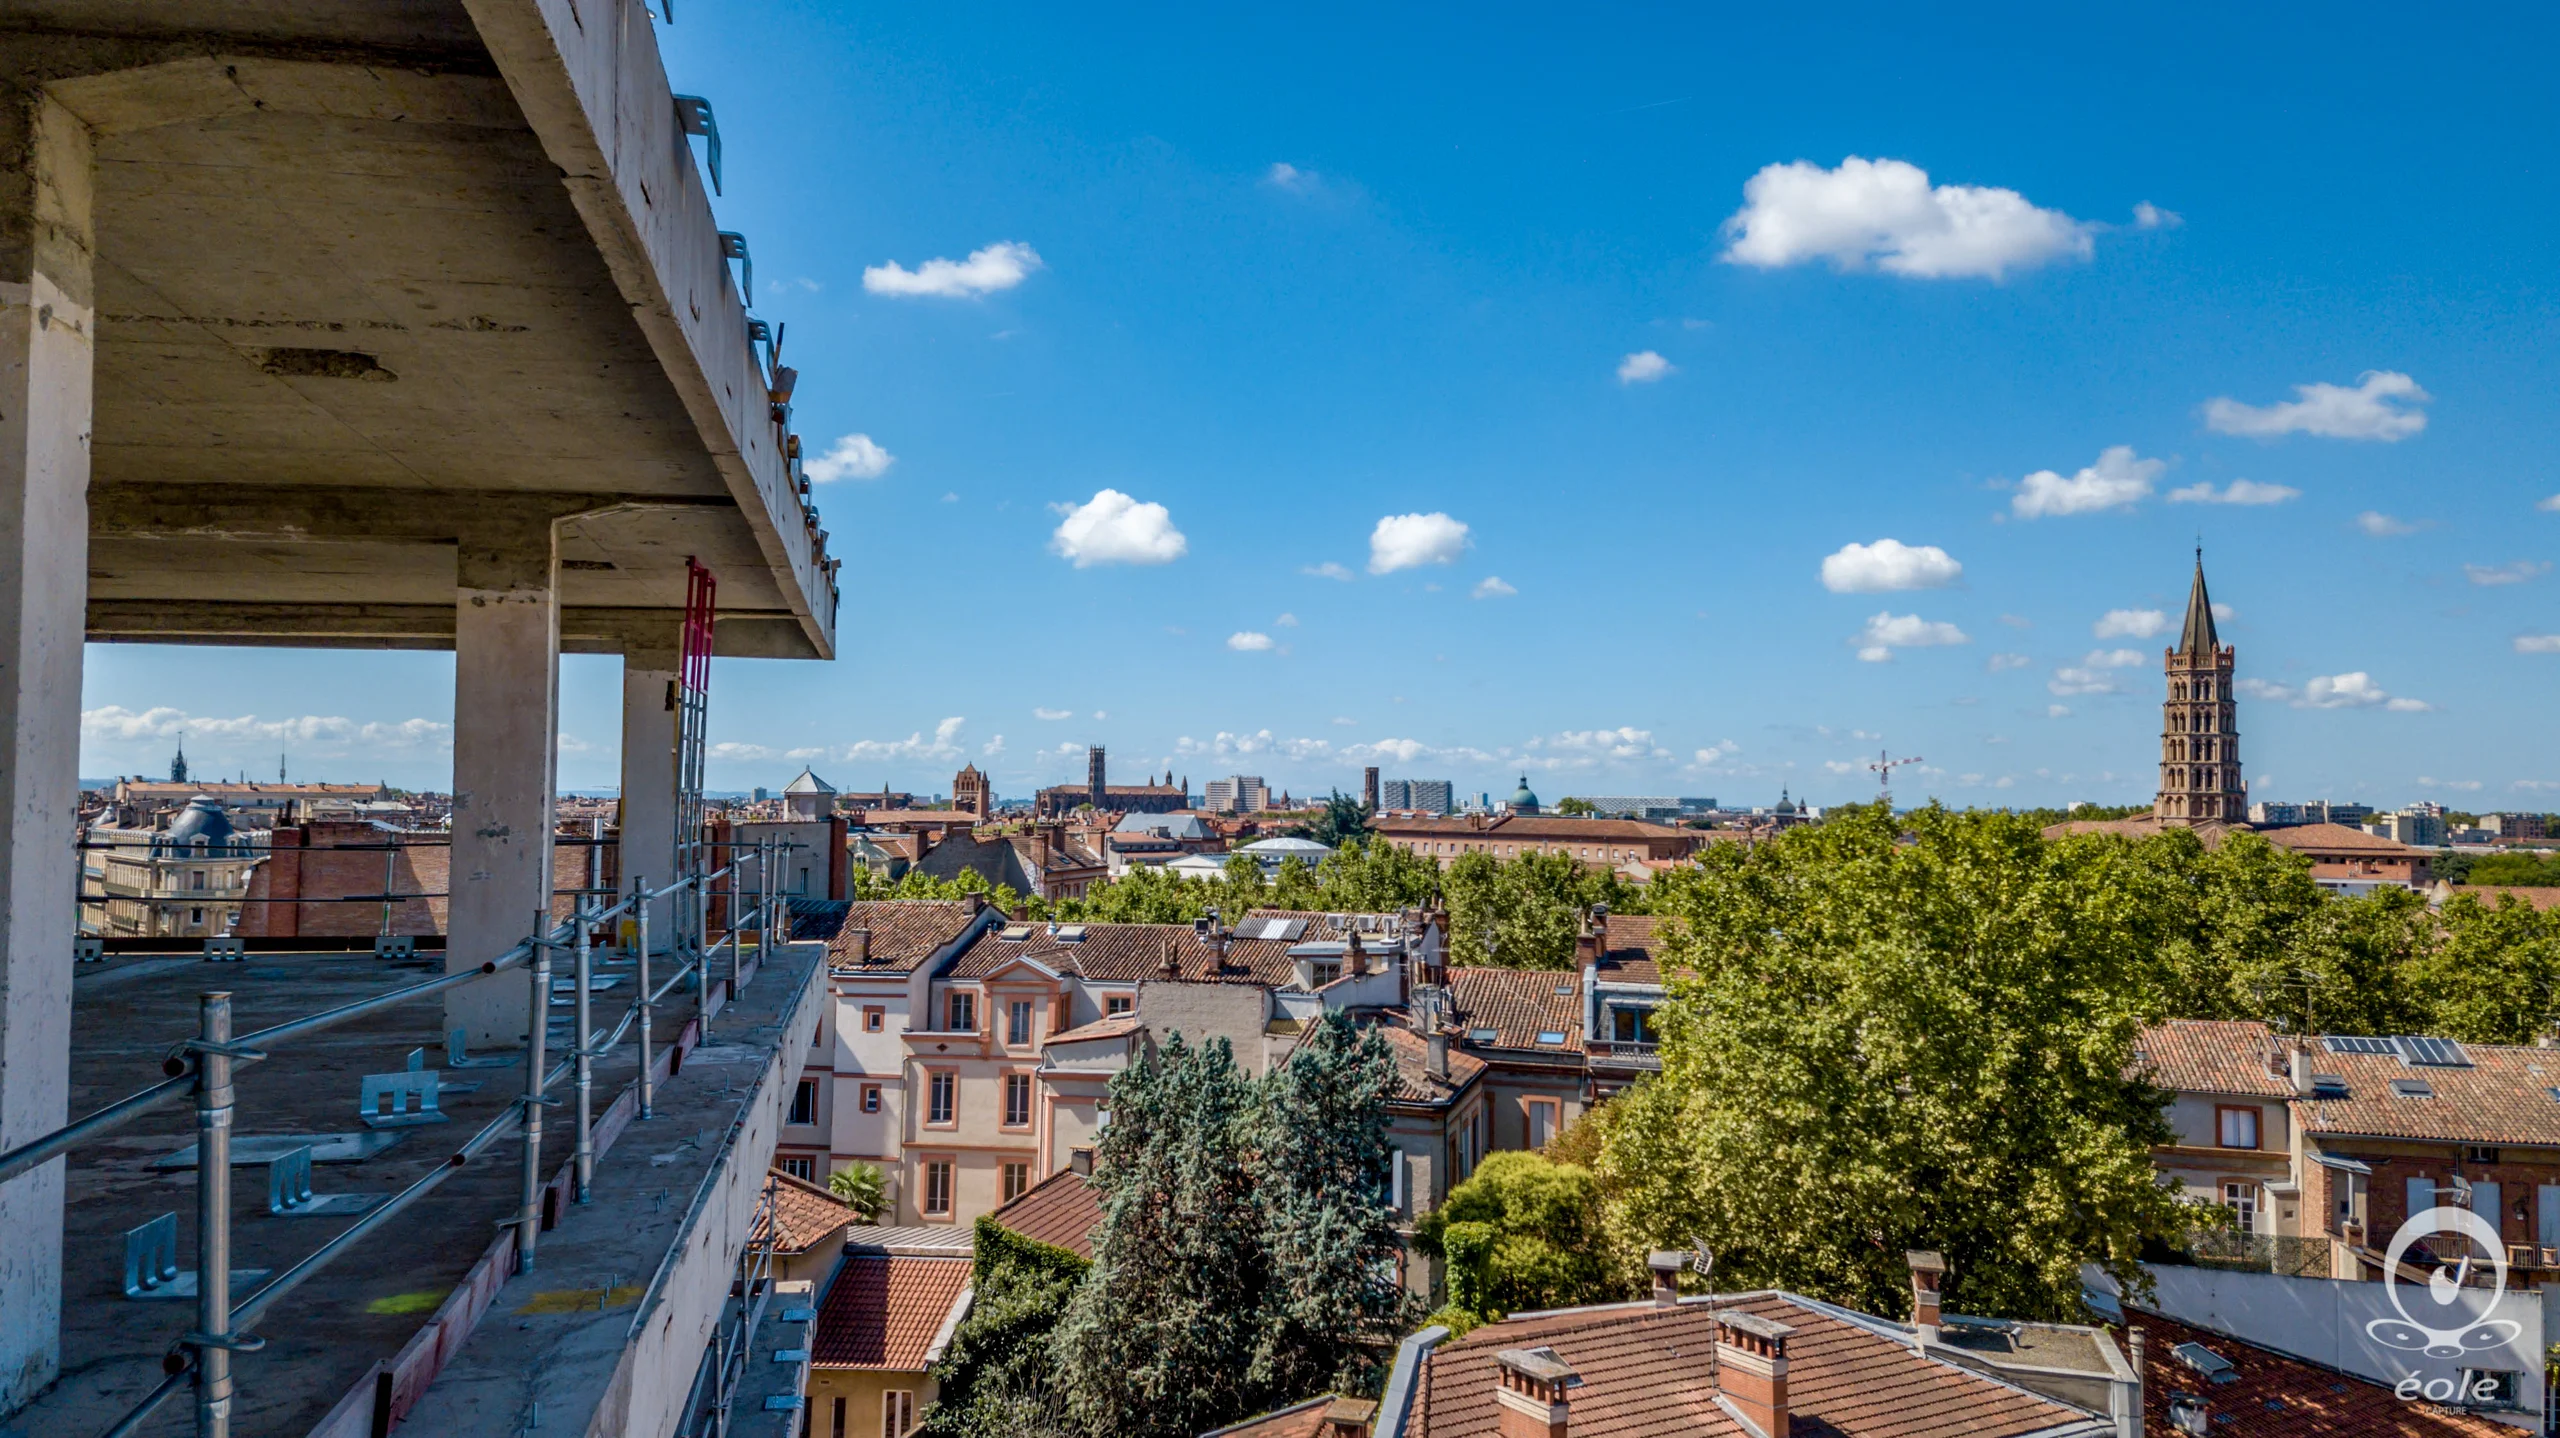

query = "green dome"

[{"left": 1509, "top": 775, "right": 1540, "bottom": 811}]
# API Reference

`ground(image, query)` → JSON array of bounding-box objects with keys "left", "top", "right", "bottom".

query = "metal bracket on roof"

[
  {"left": 718, "top": 231, "right": 752, "bottom": 304},
  {"left": 123, "top": 1213, "right": 270, "bottom": 1300},
  {"left": 674, "top": 95, "right": 720, "bottom": 193}
]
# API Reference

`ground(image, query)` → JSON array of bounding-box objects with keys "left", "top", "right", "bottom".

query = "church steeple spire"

[{"left": 2176, "top": 546, "right": 2220, "bottom": 656}]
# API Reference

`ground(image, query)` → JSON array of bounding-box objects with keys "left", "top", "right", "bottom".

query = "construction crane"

[{"left": 1868, "top": 749, "right": 1922, "bottom": 808}]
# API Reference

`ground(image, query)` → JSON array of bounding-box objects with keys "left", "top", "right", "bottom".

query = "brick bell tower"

[{"left": 2155, "top": 550, "right": 2244, "bottom": 825}]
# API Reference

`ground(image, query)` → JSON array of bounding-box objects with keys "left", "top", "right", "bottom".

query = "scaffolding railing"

[{"left": 1, "top": 835, "right": 799, "bottom": 1438}]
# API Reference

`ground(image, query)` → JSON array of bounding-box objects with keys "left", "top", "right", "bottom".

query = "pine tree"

[
  {"left": 1250, "top": 1010, "right": 1410, "bottom": 1396},
  {"left": 1052, "top": 1034, "right": 1271, "bottom": 1437}
]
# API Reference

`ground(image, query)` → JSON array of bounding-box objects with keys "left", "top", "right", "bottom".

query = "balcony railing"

[
  {"left": 1588, "top": 1039, "right": 1662, "bottom": 1067},
  {"left": 0, "top": 838, "right": 803, "bottom": 1438}
]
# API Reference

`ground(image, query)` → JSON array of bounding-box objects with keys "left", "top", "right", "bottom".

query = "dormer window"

[{"left": 947, "top": 992, "right": 976, "bottom": 1033}]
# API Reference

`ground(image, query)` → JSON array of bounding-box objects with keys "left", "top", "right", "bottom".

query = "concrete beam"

[
  {"left": 0, "top": 86, "right": 93, "bottom": 1415},
  {"left": 619, "top": 634, "right": 680, "bottom": 953},
  {"left": 87, "top": 484, "right": 660, "bottom": 544},
  {"left": 84, "top": 601, "right": 820, "bottom": 656},
  {"left": 445, "top": 511, "right": 560, "bottom": 1043}
]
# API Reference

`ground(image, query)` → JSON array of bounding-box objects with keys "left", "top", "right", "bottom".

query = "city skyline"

[{"left": 74, "top": 2, "right": 2560, "bottom": 809}]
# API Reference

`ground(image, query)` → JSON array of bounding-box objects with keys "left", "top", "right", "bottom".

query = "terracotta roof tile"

[
  {"left": 2445, "top": 885, "right": 2560, "bottom": 913},
  {"left": 1204, "top": 1397, "right": 1330, "bottom": 1437},
  {"left": 1448, "top": 968, "right": 1585, "bottom": 1054},
  {"left": 1596, "top": 914, "right": 1664, "bottom": 985},
  {"left": 2133, "top": 1310, "right": 2513, "bottom": 1436},
  {"left": 1411, "top": 1294, "right": 2099, "bottom": 1437},
  {"left": 945, "top": 922, "right": 1318, "bottom": 989},
  {"left": 2041, "top": 816, "right": 2237, "bottom": 847},
  {"left": 809, "top": 1253, "right": 971, "bottom": 1372},
  {"left": 989, "top": 1168, "right": 1102, "bottom": 1260},
  {"left": 1044, "top": 1014, "right": 1143, "bottom": 1046},
  {"left": 757, "top": 1169, "right": 853, "bottom": 1255},
  {"left": 1380, "top": 1024, "right": 1486, "bottom": 1106},
  {"left": 815, "top": 900, "right": 983, "bottom": 973},
  {"left": 2135, "top": 1020, "right": 2294, "bottom": 1099},
  {"left": 1371, "top": 815, "right": 1698, "bottom": 844},
  {"left": 2140, "top": 1018, "right": 2560, "bottom": 1146},
  {"left": 2260, "top": 822, "right": 2423, "bottom": 856}
]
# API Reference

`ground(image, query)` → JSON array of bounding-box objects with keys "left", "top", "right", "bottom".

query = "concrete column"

[
  {"left": 0, "top": 91, "right": 93, "bottom": 1413},
  {"left": 446, "top": 516, "right": 561, "bottom": 1042},
  {"left": 618, "top": 635, "right": 680, "bottom": 953}
]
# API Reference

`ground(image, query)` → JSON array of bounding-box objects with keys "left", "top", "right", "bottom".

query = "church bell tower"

[{"left": 2154, "top": 552, "right": 2243, "bottom": 825}]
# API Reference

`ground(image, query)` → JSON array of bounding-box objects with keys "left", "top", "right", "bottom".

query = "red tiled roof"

[
  {"left": 809, "top": 1253, "right": 971, "bottom": 1372},
  {"left": 2140, "top": 1018, "right": 2560, "bottom": 1146},
  {"left": 1448, "top": 968, "right": 1584, "bottom": 1054},
  {"left": 1410, "top": 1294, "right": 2098, "bottom": 1437},
  {"left": 945, "top": 922, "right": 1313, "bottom": 988},
  {"left": 2260, "top": 823, "right": 2422, "bottom": 857},
  {"left": 989, "top": 1168, "right": 1102, "bottom": 1260},
  {"left": 2135, "top": 1020, "right": 2294, "bottom": 1099},
  {"left": 1379, "top": 1024, "right": 1486, "bottom": 1106},
  {"left": 1044, "top": 1014, "right": 1143, "bottom": 1046},
  {"left": 2444, "top": 885, "right": 2560, "bottom": 913},
  {"left": 757, "top": 1169, "right": 853, "bottom": 1254},
  {"left": 2041, "top": 815, "right": 2238, "bottom": 846},
  {"left": 1371, "top": 814, "right": 1696, "bottom": 844},
  {"left": 1596, "top": 913, "right": 1664, "bottom": 985},
  {"left": 2133, "top": 1310, "right": 2513, "bottom": 1436},
  {"left": 820, "top": 900, "right": 983, "bottom": 973},
  {"left": 1205, "top": 1397, "right": 1330, "bottom": 1437}
]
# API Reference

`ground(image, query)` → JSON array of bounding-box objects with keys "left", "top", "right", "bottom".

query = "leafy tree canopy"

[
  {"left": 919, "top": 1219, "right": 1090, "bottom": 1438},
  {"left": 1416, "top": 1151, "right": 1631, "bottom": 1320}
]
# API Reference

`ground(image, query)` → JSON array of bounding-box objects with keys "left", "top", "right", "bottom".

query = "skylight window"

[
  {"left": 1536, "top": 1030, "right": 1569, "bottom": 1046},
  {"left": 2391, "top": 1078, "right": 2434, "bottom": 1099},
  {"left": 1468, "top": 1027, "right": 1498, "bottom": 1044},
  {"left": 2171, "top": 1342, "right": 2237, "bottom": 1385}
]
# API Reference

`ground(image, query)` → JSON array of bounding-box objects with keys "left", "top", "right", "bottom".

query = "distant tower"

[
  {"left": 1363, "top": 766, "right": 1380, "bottom": 812},
  {"left": 951, "top": 763, "right": 991, "bottom": 818},
  {"left": 279, "top": 750, "right": 288, "bottom": 784},
  {"left": 1086, "top": 745, "right": 1106, "bottom": 810},
  {"left": 2154, "top": 551, "right": 2243, "bottom": 825},
  {"left": 170, "top": 740, "right": 189, "bottom": 785}
]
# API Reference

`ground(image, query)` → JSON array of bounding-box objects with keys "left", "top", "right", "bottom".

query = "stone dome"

[{"left": 156, "top": 796, "right": 243, "bottom": 856}]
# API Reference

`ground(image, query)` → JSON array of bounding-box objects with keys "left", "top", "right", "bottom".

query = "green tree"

[
  {"left": 1416, "top": 1151, "right": 1630, "bottom": 1319},
  {"left": 1311, "top": 838, "right": 1440, "bottom": 913},
  {"left": 918, "top": 1218, "right": 1089, "bottom": 1438},
  {"left": 1597, "top": 803, "right": 2199, "bottom": 1322},
  {"left": 1057, "top": 865, "right": 1208, "bottom": 924},
  {"left": 1053, "top": 1034, "right": 1271, "bottom": 1437},
  {"left": 1300, "top": 789, "right": 1373, "bottom": 849},
  {"left": 1250, "top": 1011, "right": 1409, "bottom": 1397},
  {"left": 1267, "top": 855, "right": 1324, "bottom": 913},
  {"left": 1553, "top": 797, "right": 1597, "bottom": 817},
  {"left": 2410, "top": 892, "right": 2560, "bottom": 1044},
  {"left": 1444, "top": 848, "right": 1612, "bottom": 968},
  {"left": 2465, "top": 852, "right": 2560, "bottom": 887},
  {"left": 827, "top": 1161, "right": 887, "bottom": 1222}
]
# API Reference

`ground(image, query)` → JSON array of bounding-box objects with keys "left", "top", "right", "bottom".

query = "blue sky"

[{"left": 80, "top": 3, "right": 2560, "bottom": 810}]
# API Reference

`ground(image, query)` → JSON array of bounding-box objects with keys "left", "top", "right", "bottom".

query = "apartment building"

[
  {"left": 2140, "top": 1018, "right": 2560, "bottom": 1284},
  {"left": 2258, "top": 823, "right": 2433, "bottom": 893},
  {"left": 1369, "top": 813, "right": 1701, "bottom": 869},
  {"left": 1205, "top": 774, "right": 1272, "bottom": 815},
  {"left": 1379, "top": 778, "right": 1455, "bottom": 815}
]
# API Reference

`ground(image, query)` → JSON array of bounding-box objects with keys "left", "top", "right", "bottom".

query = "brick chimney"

[
  {"left": 1426, "top": 1026, "right": 1450, "bottom": 1080},
  {"left": 1492, "top": 1347, "right": 1574, "bottom": 1438},
  {"left": 1321, "top": 1397, "right": 1377, "bottom": 1438},
  {"left": 1713, "top": 1313, "right": 1791, "bottom": 1438},
  {"left": 1906, "top": 1251, "right": 1946, "bottom": 1346},
  {"left": 844, "top": 928, "right": 871, "bottom": 965},
  {"left": 1647, "top": 1249, "right": 1686, "bottom": 1308},
  {"left": 2288, "top": 1044, "right": 2313, "bottom": 1095}
]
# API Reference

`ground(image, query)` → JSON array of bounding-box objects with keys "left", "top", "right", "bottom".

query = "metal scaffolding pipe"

[
  {"left": 635, "top": 874, "right": 654, "bottom": 1120},
  {"left": 574, "top": 894, "right": 595, "bottom": 1203},
  {"left": 192, "top": 993, "right": 236, "bottom": 1438},
  {"left": 517, "top": 910, "right": 551, "bottom": 1271}
]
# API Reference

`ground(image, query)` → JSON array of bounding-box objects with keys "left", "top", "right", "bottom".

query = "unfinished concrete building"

[{"left": 2, "top": 0, "right": 840, "bottom": 1432}]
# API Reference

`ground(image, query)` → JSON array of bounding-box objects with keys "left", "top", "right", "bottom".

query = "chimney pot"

[
  {"left": 1906, "top": 1250, "right": 1947, "bottom": 1347},
  {"left": 1426, "top": 1029, "right": 1450, "bottom": 1080},
  {"left": 1712, "top": 1314, "right": 1791, "bottom": 1438},
  {"left": 846, "top": 928, "right": 871, "bottom": 965},
  {"left": 1068, "top": 1146, "right": 1093, "bottom": 1177},
  {"left": 1321, "top": 1397, "right": 1377, "bottom": 1438},
  {"left": 1492, "top": 1348, "right": 1574, "bottom": 1438},
  {"left": 1646, "top": 1249, "right": 1686, "bottom": 1308},
  {"left": 2288, "top": 1044, "right": 2313, "bottom": 1095}
]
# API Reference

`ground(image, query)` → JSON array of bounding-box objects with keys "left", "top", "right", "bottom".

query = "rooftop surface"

[{"left": 14, "top": 937, "right": 821, "bottom": 1437}]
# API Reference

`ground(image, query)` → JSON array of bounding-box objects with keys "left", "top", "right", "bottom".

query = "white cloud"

[
  {"left": 1274, "top": 613, "right": 1299, "bottom": 627},
  {"left": 1719, "top": 156, "right": 2094, "bottom": 280},
  {"left": 2516, "top": 635, "right": 2560, "bottom": 654},
  {"left": 2204, "top": 371, "right": 2429, "bottom": 441},
  {"left": 2417, "top": 776, "right": 2484, "bottom": 792},
  {"left": 1032, "top": 707, "right": 1073, "bottom": 721},
  {"left": 2166, "top": 478, "right": 2298, "bottom": 506},
  {"left": 1227, "top": 631, "right": 1275, "bottom": 652},
  {"left": 1986, "top": 652, "right": 2032, "bottom": 672},
  {"left": 2084, "top": 648, "right": 2146, "bottom": 668},
  {"left": 2294, "top": 673, "right": 2432, "bottom": 712},
  {"left": 2465, "top": 561, "right": 2549, "bottom": 587},
  {"left": 2235, "top": 678, "right": 2294, "bottom": 702},
  {"left": 1050, "top": 489, "right": 1188, "bottom": 566},
  {"left": 981, "top": 734, "right": 1006, "bottom": 758},
  {"left": 2355, "top": 511, "right": 2423, "bottom": 537},
  {"left": 1369, "top": 512, "right": 1470, "bottom": 574},
  {"left": 1854, "top": 611, "right": 1968, "bottom": 661},
  {"left": 1823, "top": 760, "right": 1860, "bottom": 775},
  {"left": 1998, "top": 613, "right": 2032, "bottom": 629},
  {"left": 1302, "top": 561, "right": 1355, "bottom": 582},
  {"left": 1617, "top": 350, "right": 1674, "bottom": 384},
  {"left": 1332, "top": 716, "right": 1358, "bottom": 726},
  {"left": 1820, "top": 538, "right": 1963, "bottom": 593},
  {"left": 862, "top": 241, "right": 1044, "bottom": 299},
  {"left": 1471, "top": 576, "right": 1517, "bottom": 599},
  {"left": 803, "top": 432, "right": 895, "bottom": 483},
  {"left": 2048, "top": 667, "right": 2121, "bottom": 697},
  {"left": 2212, "top": 602, "right": 2237, "bottom": 621},
  {"left": 840, "top": 717, "right": 971, "bottom": 762},
  {"left": 2132, "top": 202, "right": 2182, "bottom": 230},
  {"left": 1538, "top": 727, "right": 1671, "bottom": 762},
  {"left": 2012, "top": 446, "right": 2163, "bottom": 518},
  {"left": 2094, "top": 608, "right": 2168, "bottom": 639},
  {"left": 2539, "top": 495, "right": 2560, "bottom": 513},
  {"left": 81, "top": 705, "right": 451, "bottom": 754},
  {"left": 1693, "top": 740, "right": 1742, "bottom": 767},
  {"left": 2046, "top": 704, "right": 2073, "bottom": 718},
  {"left": 1265, "top": 162, "right": 1320, "bottom": 194}
]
